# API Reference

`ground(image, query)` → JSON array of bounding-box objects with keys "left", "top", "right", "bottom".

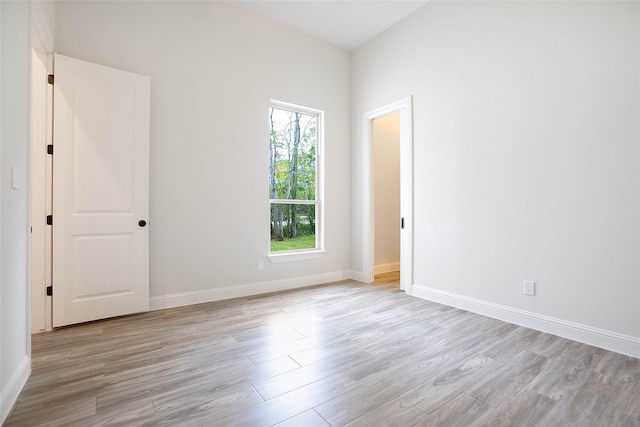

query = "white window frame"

[{"left": 268, "top": 100, "right": 324, "bottom": 263}]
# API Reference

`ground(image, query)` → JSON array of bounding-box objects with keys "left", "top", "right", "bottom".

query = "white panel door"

[{"left": 53, "top": 54, "right": 150, "bottom": 327}]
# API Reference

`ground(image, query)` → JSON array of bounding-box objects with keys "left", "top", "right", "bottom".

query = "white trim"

[
  {"left": 363, "top": 97, "right": 413, "bottom": 293},
  {"left": 349, "top": 270, "right": 368, "bottom": 283},
  {"left": 30, "top": 40, "right": 50, "bottom": 333},
  {"left": 0, "top": 355, "right": 30, "bottom": 424},
  {"left": 270, "top": 99, "right": 323, "bottom": 117},
  {"left": 30, "top": 0, "right": 55, "bottom": 334},
  {"left": 268, "top": 249, "right": 325, "bottom": 263},
  {"left": 374, "top": 262, "right": 400, "bottom": 275},
  {"left": 150, "top": 270, "right": 351, "bottom": 311},
  {"left": 412, "top": 284, "right": 640, "bottom": 359}
]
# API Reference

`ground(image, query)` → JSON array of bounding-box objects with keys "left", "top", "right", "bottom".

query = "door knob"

[{"left": 138, "top": 220, "right": 147, "bottom": 227}]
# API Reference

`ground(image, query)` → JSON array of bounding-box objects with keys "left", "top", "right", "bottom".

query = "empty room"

[{"left": 1, "top": 0, "right": 639, "bottom": 425}]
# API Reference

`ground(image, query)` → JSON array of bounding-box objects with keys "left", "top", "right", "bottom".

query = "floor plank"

[
  {"left": 273, "top": 409, "right": 331, "bottom": 427},
  {"left": 418, "top": 393, "right": 498, "bottom": 427},
  {"left": 344, "top": 398, "right": 426, "bottom": 427},
  {"left": 466, "top": 350, "right": 548, "bottom": 408}
]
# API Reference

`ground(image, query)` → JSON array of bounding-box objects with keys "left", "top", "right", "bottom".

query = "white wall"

[
  {"left": 1, "top": 1, "right": 32, "bottom": 422},
  {"left": 33, "top": 1, "right": 55, "bottom": 36},
  {"left": 55, "top": 1, "right": 351, "bottom": 305},
  {"left": 352, "top": 2, "right": 640, "bottom": 355},
  {"left": 373, "top": 113, "right": 400, "bottom": 271}
]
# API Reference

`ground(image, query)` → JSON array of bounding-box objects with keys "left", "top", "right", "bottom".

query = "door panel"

[
  {"left": 73, "top": 77, "right": 135, "bottom": 213},
  {"left": 53, "top": 54, "right": 150, "bottom": 327}
]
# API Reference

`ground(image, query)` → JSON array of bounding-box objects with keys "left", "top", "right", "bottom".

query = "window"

[{"left": 269, "top": 101, "right": 323, "bottom": 256}]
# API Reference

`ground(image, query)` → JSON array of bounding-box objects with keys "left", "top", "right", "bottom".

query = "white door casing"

[
  {"left": 30, "top": 46, "right": 49, "bottom": 332},
  {"left": 30, "top": 1, "right": 56, "bottom": 333},
  {"left": 52, "top": 54, "right": 150, "bottom": 327},
  {"left": 363, "top": 97, "right": 413, "bottom": 293}
]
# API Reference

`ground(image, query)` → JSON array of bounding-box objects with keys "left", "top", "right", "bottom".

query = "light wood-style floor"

[{"left": 5, "top": 272, "right": 640, "bottom": 426}]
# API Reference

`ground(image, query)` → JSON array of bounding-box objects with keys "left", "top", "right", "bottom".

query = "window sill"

[{"left": 268, "top": 249, "right": 325, "bottom": 263}]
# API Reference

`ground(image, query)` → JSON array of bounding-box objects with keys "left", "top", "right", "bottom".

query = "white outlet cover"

[
  {"left": 524, "top": 281, "right": 535, "bottom": 296},
  {"left": 11, "top": 167, "right": 20, "bottom": 189}
]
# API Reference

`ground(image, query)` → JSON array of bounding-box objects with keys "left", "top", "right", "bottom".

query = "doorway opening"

[
  {"left": 372, "top": 113, "right": 401, "bottom": 287},
  {"left": 362, "top": 97, "right": 413, "bottom": 293}
]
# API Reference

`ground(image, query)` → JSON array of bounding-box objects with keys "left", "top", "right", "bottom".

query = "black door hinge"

[
  {"left": 46, "top": 215, "right": 53, "bottom": 225},
  {"left": 47, "top": 144, "right": 53, "bottom": 155},
  {"left": 401, "top": 217, "right": 405, "bottom": 229},
  {"left": 47, "top": 74, "right": 54, "bottom": 85},
  {"left": 46, "top": 286, "right": 52, "bottom": 296}
]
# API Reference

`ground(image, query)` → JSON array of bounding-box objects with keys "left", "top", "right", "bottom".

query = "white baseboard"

[
  {"left": 412, "top": 284, "right": 640, "bottom": 359},
  {"left": 1, "top": 355, "right": 30, "bottom": 424},
  {"left": 374, "top": 262, "right": 400, "bottom": 275},
  {"left": 349, "top": 270, "right": 369, "bottom": 283},
  {"left": 150, "top": 270, "right": 353, "bottom": 311}
]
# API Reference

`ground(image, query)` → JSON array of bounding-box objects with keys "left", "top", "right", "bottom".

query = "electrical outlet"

[
  {"left": 524, "top": 280, "right": 535, "bottom": 296},
  {"left": 257, "top": 260, "right": 264, "bottom": 271},
  {"left": 11, "top": 167, "right": 20, "bottom": 189}
]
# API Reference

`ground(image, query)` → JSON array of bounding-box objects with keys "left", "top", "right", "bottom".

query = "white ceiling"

[{"left": 226, "top": 1, "right": 429, "bottom": 51}]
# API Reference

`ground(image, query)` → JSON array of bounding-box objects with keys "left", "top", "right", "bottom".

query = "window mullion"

[{"left": 269, "top": 199, "right": 316, "bottom": 205}]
